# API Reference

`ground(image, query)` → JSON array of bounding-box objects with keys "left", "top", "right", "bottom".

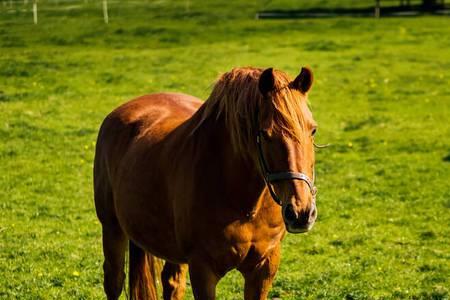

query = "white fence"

[
  {"left": 0, "top": 0, "right": 195, "bottom": 24},
  {"left": 1, "top": 0, "right": 125, "bottom": 24}
]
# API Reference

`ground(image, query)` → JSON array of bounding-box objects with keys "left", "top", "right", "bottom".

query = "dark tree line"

[{"left": 421, "top": 0, "right": 445, "bottom": 9}]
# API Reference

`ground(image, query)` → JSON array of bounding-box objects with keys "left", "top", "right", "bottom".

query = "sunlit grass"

[{"left": 1, "top": 1, "right": 449, "bottom": 299}]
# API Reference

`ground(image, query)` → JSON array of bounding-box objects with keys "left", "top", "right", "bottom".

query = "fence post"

[
  {"left": 375, "top": 0, "right": 381, "bottom": 18},
  {"left": 33, "top": 0, "right": 38, "bottom": 24},
  {"left": 103, "top": 0, "right": 109, "bottom": 24}
]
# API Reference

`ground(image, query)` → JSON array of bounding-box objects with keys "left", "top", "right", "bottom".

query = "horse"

[{"left": 94, "top": 66, "right": 318, "bottom": 300}]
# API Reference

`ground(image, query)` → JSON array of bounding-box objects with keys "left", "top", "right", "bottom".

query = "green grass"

[{"left": 1, "top": 1, "right": 449, "bottom": 299}]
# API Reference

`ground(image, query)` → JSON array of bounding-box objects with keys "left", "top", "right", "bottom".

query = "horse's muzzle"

[{"left": 283, "top": 202, "right": 317, "bottom": 234}]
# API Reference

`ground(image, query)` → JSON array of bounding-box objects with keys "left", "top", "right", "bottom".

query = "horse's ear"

[
  {"left": 293, "top": 67, "right": 313, "bottom": 93},
  {"left": 259, "top": 68, "right": 275, "bottom": 96}
]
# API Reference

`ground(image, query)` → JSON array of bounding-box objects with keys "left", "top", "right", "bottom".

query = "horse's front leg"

[
  {"left": 188, "top": 255, "right": 222, "bottom": 300},
  {"left": 240, "top": 245, "right": 281, "bottom": 300},
  {"left": 161, "top": 262, "right": 188, "bottom": 300}
]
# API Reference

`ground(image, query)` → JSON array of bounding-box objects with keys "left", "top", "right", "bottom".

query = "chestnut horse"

[{"left": 94, "top": 66, "right": 318, "bottom": 300}]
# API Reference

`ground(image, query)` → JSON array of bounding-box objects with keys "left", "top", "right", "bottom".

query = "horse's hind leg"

[
  {"left": 95, "top": 150, "right": 128, "bottom": 299},
  {"left": 99, "top": 203, "right": 127, "bottom": 299},
  {"left": 95, "top": 176, "right": 127, "bottom": 299},
  {"left": 161, "top": 262, "right": 188, "bottom": 300},
  {"left": 101, "top": 221, "right": 127, "bottom": 300}
]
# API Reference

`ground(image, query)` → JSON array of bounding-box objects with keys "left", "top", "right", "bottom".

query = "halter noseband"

[{"left": 255, "top": 107, "right": 317, "bottom": 206}]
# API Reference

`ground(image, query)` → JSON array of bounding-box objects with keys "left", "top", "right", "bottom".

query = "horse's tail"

[{"left": 128, "top": 241, "right": 159, "bottom": 300}]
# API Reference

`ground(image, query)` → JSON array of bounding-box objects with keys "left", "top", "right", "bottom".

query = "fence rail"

[{"left": 1, "top": 0, "right": 448, "bottom": 24}]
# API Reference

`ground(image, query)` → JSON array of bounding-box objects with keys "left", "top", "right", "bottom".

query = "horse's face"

[
  {"left": 263, "top": 109, "right": 317, "bottom": 234},
  {"left": 258, "top": 67, "right": 317, "bottom": 233}
]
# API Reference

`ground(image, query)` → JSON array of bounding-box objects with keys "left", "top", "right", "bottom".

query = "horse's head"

[
  {"left": 199, "top": 67, "right": 318, "bottom": 233},
  {"left": 256, "top": 67, "right": 317, "bottom": 233}
]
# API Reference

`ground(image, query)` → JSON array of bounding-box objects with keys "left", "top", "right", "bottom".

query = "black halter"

[{"left": 255, "top": 107, "right": 317, "bottom": 206}]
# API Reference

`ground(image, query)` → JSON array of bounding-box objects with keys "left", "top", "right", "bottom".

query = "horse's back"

[
  {"left": 112, "top": 92, "right": 201, "bottom": 124},
  {"left": 96, "top": 92, "right": 201, "bottom": 170},
  {"left": 104, "top": 92, "right": 201, "bottom": 140}
]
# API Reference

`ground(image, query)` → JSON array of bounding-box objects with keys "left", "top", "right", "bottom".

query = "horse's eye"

[
  {"left": 312, "top": 127, "right": 317, "bottom": 136},
  {"left": 261, "top": 130, "right": 270, "bottom": 140}
]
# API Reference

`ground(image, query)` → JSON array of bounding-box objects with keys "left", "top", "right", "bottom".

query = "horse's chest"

[{"left": 212, "top": 222, "right": 284, "bottom": 271}]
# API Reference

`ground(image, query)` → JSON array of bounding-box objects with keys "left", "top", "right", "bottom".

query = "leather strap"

[{"left": 255, "top": 107, "right": 317, "bottom": 205}]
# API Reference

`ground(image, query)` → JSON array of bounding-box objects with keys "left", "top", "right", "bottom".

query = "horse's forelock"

[{"left": 199, "top": 67, "right": 309, "bottom": 153}]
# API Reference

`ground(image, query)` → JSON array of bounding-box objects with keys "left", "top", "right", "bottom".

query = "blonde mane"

[{"left": 198, "top": 67, "right": 310, "bottom": 152}]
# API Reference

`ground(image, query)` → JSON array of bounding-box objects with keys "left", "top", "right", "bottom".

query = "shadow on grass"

[
  {"left": 442, "top": 153, "right": 450, "bottom": 162},
  {"left": 257, "top": 4, "right": 450, "bottom": 19}
]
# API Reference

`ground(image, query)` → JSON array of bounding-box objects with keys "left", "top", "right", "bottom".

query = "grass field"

[{"left": 1, "top": 0, "right": 449, "bottom": 299}]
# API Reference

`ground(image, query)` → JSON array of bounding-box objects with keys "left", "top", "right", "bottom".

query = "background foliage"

[{"left": 1, "top": 0, "right": 449, "bottom": 299}]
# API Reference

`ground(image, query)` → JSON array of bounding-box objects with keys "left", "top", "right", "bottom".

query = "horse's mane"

[{"left": 197, "top": 67, "right": 309, "bottom": 153}]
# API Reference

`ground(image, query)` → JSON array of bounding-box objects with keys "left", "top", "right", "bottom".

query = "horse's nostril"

[
  {"left": 284, "top": 204, "right": 297, "bottom": 223},
  {"left": 298, "top": 210, "right": 310, "bottom": 226}
]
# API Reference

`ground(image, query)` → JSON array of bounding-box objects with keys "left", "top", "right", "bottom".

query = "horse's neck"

[{"left": 190, "top": 113, "right": 267, "bottom": 212}]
